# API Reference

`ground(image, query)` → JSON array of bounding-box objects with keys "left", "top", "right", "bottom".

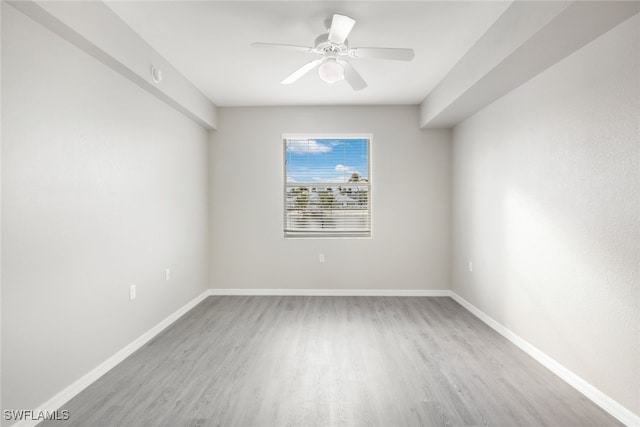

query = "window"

[{"left": 284, "top": 135, "right": 371, "bottom": 238}]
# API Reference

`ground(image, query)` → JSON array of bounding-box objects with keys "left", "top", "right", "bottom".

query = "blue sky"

[{"left": 285, "top": 138, "right": 369, "bottom": 184}]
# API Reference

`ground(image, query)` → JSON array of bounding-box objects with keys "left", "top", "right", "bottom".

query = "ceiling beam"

[
  {"left": 9, "top": 1, "right": 218, "bottom": 130},
  {"left": 419, "top": 1, "right": 640, "bottom": 129}
]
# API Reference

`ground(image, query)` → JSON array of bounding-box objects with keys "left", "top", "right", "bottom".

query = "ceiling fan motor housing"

[{"left": 314, "top": 34, "right": 349, "bottom": 55}]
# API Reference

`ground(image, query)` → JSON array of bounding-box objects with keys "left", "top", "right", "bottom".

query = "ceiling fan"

[{"left": 252, "top": 14, "right": 415, "bottom": 91}]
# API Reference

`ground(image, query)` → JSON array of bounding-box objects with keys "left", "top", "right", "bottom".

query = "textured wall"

[
  {"left": 451, "top": 15, "right": 639, "bottom": 416},
  {"left": 209, "top": 106, "right": 451, "bottom": 291},
  {"left": 1, "top": 5, "right": 209, "bottom": 417}
]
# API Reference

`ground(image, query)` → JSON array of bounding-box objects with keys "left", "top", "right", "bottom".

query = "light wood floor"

[{"left": 41, "top": 296, "right": 622, "bottom": 426}]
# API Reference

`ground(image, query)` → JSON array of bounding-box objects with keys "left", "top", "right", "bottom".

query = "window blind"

[{"left": 284, "top": 137, "right": 371, "bottom": 238}]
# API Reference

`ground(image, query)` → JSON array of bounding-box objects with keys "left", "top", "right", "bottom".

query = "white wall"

[
  {"left": 209, "top": 106, "right": 450, "bottom": 291},
  {"left": 451, "top": 14, "right": 639, "bottom": 417},
  {"left": 1, "top": 4, "right": 209, "bottom": 418}
]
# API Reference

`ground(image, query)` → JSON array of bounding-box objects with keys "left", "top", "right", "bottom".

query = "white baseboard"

[
  {"left": 208, "top": 288, "right": 451, "bottom": 297},
  {"left": 11, "top": 290, "right": 210, "bottom": 427},
  {"left": 450, "top": 292, "right": 640, "bottom": 427}
]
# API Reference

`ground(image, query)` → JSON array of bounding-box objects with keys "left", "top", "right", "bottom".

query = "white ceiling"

[{"left": 106, "top": 1, "right": 511, "bottom": 107}]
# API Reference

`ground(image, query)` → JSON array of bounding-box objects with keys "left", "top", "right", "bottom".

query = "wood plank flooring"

[{"left": 41, "top": 296, "right": 622, "bottom": 426}]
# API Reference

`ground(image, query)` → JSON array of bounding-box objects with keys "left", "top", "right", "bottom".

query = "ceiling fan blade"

[
  {"left": 349, "top": 47, "right": 415, "bottom": 61},
  {"left": 251, "top": 42, "right": 313, "bottom": 53},
  {"left": 328, "top": 14, "right": 356, "bottom": 45},
  {"left": 339, "top": 60, "right": 367, "bottom": 91},
  {"left": 281, "top": 59, "right": 324, "bottom": 85}
]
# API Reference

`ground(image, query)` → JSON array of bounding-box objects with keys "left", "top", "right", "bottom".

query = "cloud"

[
  {"left": 286, "top": 139, "right": 332, "bottom": 154},
  {"left": 286, "top": 176, "right": 296, "bottom": 183},
  {"left": 335, "top": 164, "right": 351, "bottom": 172}
]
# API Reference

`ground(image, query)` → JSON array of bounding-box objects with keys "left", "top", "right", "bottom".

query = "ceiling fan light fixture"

[{"left": 318, "top": 59, "right": 344, "bottom": 84}]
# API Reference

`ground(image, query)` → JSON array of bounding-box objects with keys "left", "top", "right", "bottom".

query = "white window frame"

[{"left": 283, "top": 133, "right": 372, "bottom": 239}]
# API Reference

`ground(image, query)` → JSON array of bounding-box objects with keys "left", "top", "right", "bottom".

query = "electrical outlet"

[
  {"left": 468, "top": 261, "right": 473, "bottom": 272},
  {"left": 319, "top": 254, "right": 325, "bottom": 263},
  {"left": 129, "top": 284, "right": 137, "bottom": 301},
  {"left": 165, "top": 268, "right": 171, "bottom": 281}
]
